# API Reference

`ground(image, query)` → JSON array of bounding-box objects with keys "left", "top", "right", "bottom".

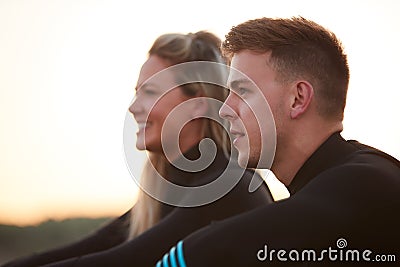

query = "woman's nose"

[{"left": 128, "top": 95, "right": 141, "bottom": 115}]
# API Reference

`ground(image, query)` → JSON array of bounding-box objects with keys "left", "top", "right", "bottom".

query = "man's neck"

[{"left": 272, "top": 123, "right": 343, "bottom": 186}]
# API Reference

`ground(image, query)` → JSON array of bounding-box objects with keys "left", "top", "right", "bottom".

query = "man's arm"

[{"left": 158, "top": 160, "right": 400, "bottom": 266}]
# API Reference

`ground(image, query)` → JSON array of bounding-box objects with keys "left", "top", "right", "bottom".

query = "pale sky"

[{"left": 0, "top": 0, "right": 399, "bottom": 226}]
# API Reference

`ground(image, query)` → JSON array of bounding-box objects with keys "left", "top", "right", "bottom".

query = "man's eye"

[{"left": 238, "top": 87, "right": 248, "bottom": 95}]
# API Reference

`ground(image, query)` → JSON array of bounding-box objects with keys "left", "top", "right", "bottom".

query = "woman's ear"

[{"left": 290, "top": 81, "right": 314, "bottom": 119}]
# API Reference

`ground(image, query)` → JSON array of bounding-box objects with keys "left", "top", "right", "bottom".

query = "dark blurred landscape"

[{"left": 0, "top": 217, "right": 111, "bottom": 265}]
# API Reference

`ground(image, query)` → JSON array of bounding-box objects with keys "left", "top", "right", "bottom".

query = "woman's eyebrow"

[{"left": 135, "top": 82, "right": 159, "bottom": 91}]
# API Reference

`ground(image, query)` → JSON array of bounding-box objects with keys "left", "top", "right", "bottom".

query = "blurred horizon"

[
  {"left": 0, "top": 170, "right": 290, "bottom": 226},
  {"left": 1, "top": 0, "right": 399, "bottom": 226},
  {"left": 0, "top": 217, "right": 111, "bottom": 264}
]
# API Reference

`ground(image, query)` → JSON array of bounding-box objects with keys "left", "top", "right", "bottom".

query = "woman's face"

[{"left": 129, "top": 55, "right": 200, "bottom": 154}]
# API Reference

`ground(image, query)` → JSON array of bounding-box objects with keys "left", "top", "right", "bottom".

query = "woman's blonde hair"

[{"left": 128, "top": 31, "right": 229, "bottom": 239}]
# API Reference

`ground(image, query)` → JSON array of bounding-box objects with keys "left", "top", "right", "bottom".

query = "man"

[{"left": 157, "top": 17, "right": 400, "bottom": 266}]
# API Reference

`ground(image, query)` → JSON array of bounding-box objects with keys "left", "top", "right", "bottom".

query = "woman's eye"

[
  {"left": 137, "top": 88, "right": 157, "bottom": 96},
  {"left": 144, "top": 89, "right": 156, "bottom": 95}
]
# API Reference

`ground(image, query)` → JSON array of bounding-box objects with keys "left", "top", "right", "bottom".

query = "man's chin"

[
  {"left": 237, "top": 154, "right": 255, "bottom": 169},
  {"left": 238, "top": 152, "right": 257, "bottom": 168}
]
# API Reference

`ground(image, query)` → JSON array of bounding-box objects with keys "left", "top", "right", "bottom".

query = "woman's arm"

[
  {"left": 40, "top": 169, "right": 273, "bottom": 266},
  {"left": 1, "top": 209, "right": 131, "bottom": 267}
]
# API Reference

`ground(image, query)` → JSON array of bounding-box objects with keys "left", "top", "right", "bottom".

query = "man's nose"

[{"left": 219, "top": 92, "right": 238, "bottom": 121}]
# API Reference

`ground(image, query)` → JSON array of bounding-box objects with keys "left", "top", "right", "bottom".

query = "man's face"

[{"left": 219, "top": 50, "right": 286, "bottom": 168}]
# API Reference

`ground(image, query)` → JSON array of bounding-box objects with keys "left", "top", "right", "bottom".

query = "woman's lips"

[{"left": 136, "top": 122, "right": 152, "bottom": 133}]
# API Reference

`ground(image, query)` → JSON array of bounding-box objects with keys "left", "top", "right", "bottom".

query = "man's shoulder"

[
  {"left": 342, "top": 141, "right": 400, "bottom": 176},
  {"left": 347, "top": 139, "right": 399, "bottom": 164},
  {"left": 307, "top": 144, "right": 400, "bottom": 197}
]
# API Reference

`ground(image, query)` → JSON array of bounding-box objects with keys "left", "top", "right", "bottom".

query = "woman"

[{"left": 3, "top": 31, "right": 273, "bottom": 267}]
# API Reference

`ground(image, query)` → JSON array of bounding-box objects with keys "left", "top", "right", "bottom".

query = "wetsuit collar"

[{"left": 287, "top": 132, "right": 357, "bottom": 194}]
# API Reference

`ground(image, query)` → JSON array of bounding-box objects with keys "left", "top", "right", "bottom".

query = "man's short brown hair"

[{"left": 222, "top": 17, "right": 349, "bottom": 120}]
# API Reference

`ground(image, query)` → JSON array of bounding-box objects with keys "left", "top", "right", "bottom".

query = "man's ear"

[
  {"left": 191, "top": 97, "right": 209, "bottom": 118},
  {"left": 290, "top": 81, "right": 314, "bottom": 119}
]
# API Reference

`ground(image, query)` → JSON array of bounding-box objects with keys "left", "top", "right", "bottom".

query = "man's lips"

[
  {"left": 230, "top": 129, "right": 245, "bottom": 137},
  {"left": 230, "top": 129, "right": 245, "bottom": 144}
]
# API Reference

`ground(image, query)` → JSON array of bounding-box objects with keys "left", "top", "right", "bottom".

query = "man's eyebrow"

[{"left": 228, "top": 78, "right": 253, "bottom": 91}]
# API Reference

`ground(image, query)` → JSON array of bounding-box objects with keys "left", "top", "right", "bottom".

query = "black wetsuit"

[
  {"left": 158, "top": 133, "right": 400, "bottom": 266},
  {"left": 2, "top": 147, "right": 272, "bottom": 267}
]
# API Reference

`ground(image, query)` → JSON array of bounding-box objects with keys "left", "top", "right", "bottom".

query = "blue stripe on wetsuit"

[
  {"left": 156, "top": 241, "right": 187, "bottom": 267},
  {"left": 170, "top": 246, "right": 178, "bottom": 267},
  {"left": 176, "top": 241, "right": 187, "bottom": 267},
  {"left": 162, "top": 253, "right": 169, "bottom": 267}
]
